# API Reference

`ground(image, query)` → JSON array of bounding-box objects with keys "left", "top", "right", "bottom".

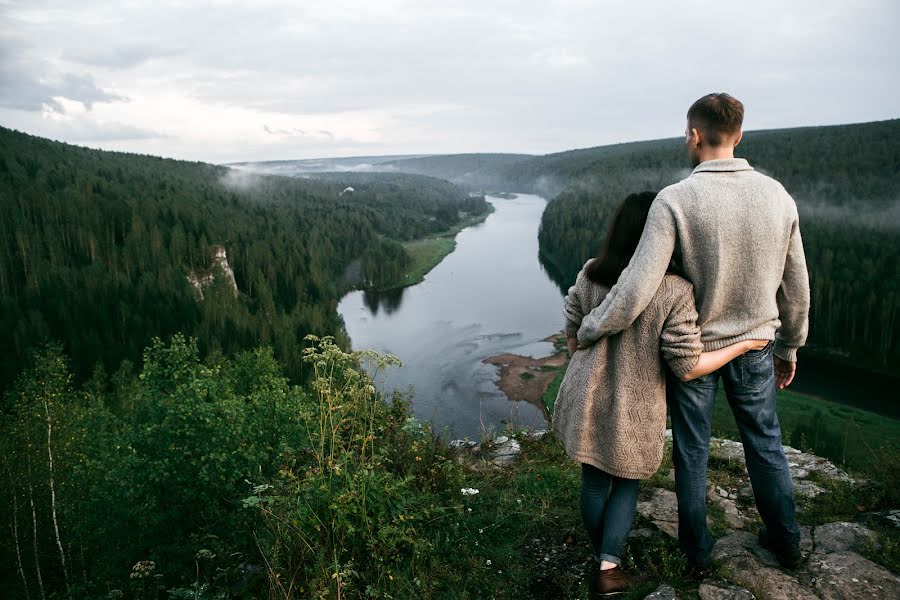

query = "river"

[
  {"left": 338, "top": 193, "right": 900, "bottom": 441},
  {"left": 338, "top": 194, "right": 559, "bottom": 437}
]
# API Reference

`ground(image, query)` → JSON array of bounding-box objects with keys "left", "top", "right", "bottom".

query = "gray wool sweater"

[
  {"left": 555, "top": 273, "right": 703, "bottom": 478},
  {"left": 576, "top": 158, "right": 810, "bottom": 362}
]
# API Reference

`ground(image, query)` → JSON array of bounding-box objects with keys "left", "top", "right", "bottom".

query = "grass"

[
  {"left": 375, "top": 204, "right": 496, "bottom": 291},
  {"left": 429, "top": 431, "right": 705, "bottom": 599},
  {"left": 710, "top": 386, "right": 900, "bottom": 475}
]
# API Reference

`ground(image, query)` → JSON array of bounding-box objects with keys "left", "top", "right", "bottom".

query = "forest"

[
  {"left": 1, "top": 119, "right": 897, "bottom": 597},
  {"left": 531, "top": 120, "right": 900, "bottom": 369},
  {"left": 0, "top": 126, "right": 489, "bottom": 394}
]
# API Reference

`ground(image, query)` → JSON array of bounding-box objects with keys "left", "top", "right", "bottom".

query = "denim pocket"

[
  {"left": 741, "top": 341, "right": 774, "bottom": 392},
  {"left": 685, "top": 371, "right": 715, "bottom": 386}
]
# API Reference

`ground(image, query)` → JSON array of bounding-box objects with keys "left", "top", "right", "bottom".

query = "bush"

[{"left": 245, "top": 336, "right": 466, "bottom": 599}]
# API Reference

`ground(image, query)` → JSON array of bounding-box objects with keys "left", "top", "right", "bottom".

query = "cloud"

[
  {"left": 0, "top": 33, "right": 125, "bottom": 112},
  {"left": 65, "top": 44, "right": 183, "bottom": 70},
  {"left": 0, "top": 0, "right": 897, "bottom": 162}
]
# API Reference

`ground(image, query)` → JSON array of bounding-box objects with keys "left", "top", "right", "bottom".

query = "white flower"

[
  {"left": 460, "top": 487, "right": 480, "bottom": 496},
  {"left": 486, "top": 559, "right": 492, "bottom": 566},
  {"left": 467, "top": 507, "right": 472, "bottom": 512},
  {"left": 478, "top": 528, "right": 483, "bottom": 534}
]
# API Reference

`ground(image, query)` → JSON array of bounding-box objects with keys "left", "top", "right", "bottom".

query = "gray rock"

[
  {"left": 814, "top": 522, "right": 875, "bottom": 554},
  {"left": 636, "top": 488, "right": 681, "bottom": 539},
  {"left": 807, "top": 550, "right": 900, "bottom": 599},
  {"left": 492, "top": 435, "right": 510, "bottom": 445},
  {"left": 793, "top": 480, "right": 827, "bottom": 498},
  {"left": 714, "top": 532, "right": 818, "bottom": 600},
  {"left": 708, "top": 487, "right": 746, "bottom": 529},
  {"left": 643, "top": 583, "right": 677, "bottom": 599},
  {"left": 707, "top": 437, "right": 853, "bottom": 485},
  {"left": 698, "top": 580, "right": 755, "bottom": 600},
  {"left": 448, "top": 439, "right": 477, "bottom": 450},
  {"left": 525, "top": 429, "right": 548, "bottom": 440},
  {"left": 488, "top": 437, "right": 521, "bottom": 467}
]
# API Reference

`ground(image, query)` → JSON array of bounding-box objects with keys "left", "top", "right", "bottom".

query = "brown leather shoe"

[{"left": 590, "top": 565, "right": 647, "bottom": 597}]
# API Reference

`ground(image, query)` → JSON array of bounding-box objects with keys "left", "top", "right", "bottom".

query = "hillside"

[
  {"left": 380, "top": 153, "right": 534, "bottom": 188},
  {"left": 233, "top": 152, "right": 534, "bottom": 190},
  {"left": 0, "top": 127, "right": 489, "bottom": 392},
  {"left": 534, "top": 119, "right": 900, "bottom": 369}
]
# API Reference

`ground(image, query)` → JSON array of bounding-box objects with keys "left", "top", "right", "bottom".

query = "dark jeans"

[
  {"left": 580, "top": 463, "right": 640, "bottom": 565},
  {"left": 667, "top": 341, "right": 800, "bottom": 567}
]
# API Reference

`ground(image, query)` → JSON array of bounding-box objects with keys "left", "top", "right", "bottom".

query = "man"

[{"left": 576, "top": 92, "right": 810, "bottom": 571}]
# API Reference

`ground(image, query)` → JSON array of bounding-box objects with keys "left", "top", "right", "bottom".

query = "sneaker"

[
  {"left": 589, "top": 564, "right": 648, "bottom": 597},
  {"left": 758, "top": 526, "right": 803, "bottom": 569}
]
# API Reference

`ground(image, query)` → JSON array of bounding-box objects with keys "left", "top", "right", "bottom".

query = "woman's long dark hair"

[{"left": 585, "top": 191, "right": 658, "bottom": 286}]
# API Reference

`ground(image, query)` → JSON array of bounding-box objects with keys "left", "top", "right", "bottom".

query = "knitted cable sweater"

[
  {"left": 576, "top": 158, "right": 810, "bottom": 362},
  {"left": 553, "top": 269, "right": 703, "bottom": 479}
]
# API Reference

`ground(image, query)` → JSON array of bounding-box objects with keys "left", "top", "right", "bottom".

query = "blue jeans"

[
  {"left": 581, "top": 463, "right": 640, "bottom": 565},
  {"left": 667, "top": 341, "right": 799, "bottom": 567}
]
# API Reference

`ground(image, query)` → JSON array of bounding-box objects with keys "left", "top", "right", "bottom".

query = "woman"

[{"left": 552, "top": 191, "right": 766, "bottom": 596}]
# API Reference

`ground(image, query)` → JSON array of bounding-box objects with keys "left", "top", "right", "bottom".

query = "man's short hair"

[{"left": 687, "top": 93, "right": 744, "bottom": 146}]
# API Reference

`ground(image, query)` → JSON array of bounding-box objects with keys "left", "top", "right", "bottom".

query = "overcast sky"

[{"left": 1, "top": 0, "right": 898, "bottom": 163}]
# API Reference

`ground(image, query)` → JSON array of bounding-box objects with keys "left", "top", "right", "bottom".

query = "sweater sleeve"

[
  {"left": 660, "top": 281, "right": 703, "bottom": 378},
  {"left": 576, "top": 198, "right": 677, "bottom": 346},
  {"left": 774, "top": 208, "right": 811, "bottom": 362},
  {"left": 563, "top": 266, "right": 587, "bottom": 337}
]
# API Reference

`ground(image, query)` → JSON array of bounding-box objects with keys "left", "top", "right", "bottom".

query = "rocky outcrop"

[
  {"left": 449, "top": 428, "right": 897, "bottom": 600},
  {"left": 634, "top": 436, "right": 898, "bottom": 600},
  {"left": 448, "top": 429, "right": 547, "bottom": 470},
  {"left": 707, "top": 436, "right": 853, "bottom": 498},
  {"left": 186, "top": 245, "right": 239, "bottom": 301}
]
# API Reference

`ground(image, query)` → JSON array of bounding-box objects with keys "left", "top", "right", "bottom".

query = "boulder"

[
  {"left": 636, "top": 488, "right": 681, "bottom": 539},
  {"left": 814, "top": 522, "right": 875, "bottom": 554},
  {"left": 713, "top": 532, "right": 818, "bottom": 600},
  {"left": 643, "top": 583, "right": 677, "bottom": 599},
  {"left": 698, "top": 580, "right": 755, "bottom": 599},
  {"left": 807, "top": 550, "right": 900, "bottom": 599},
  {"left": 488, "top": 437, "right": 521, "bottom": 467}
]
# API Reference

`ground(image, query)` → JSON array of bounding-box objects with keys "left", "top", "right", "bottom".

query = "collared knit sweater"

[
  {"left": 576, "top": 158, "right": 810, "bottom": 362},
  {"left": 553, "top": 271, "right": 703, "bottom": 479}
]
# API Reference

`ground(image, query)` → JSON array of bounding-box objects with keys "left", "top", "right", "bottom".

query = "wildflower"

[
  {"left": 486, "top": 559, "right": 492, "bottom": 566},
  {"left": 461, "top": 487, "right": 480, "bottom": 496},
  {"left": 467, "top": 507, "right": 472, "bottom": 512},
  {"left": 478, "top": 528, "right": 483, "bottom": 534}
]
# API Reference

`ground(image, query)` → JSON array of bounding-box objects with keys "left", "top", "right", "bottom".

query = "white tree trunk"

[
  {"left": 27, "top": 478, "right": 46, "bottom": 600},
  {"left": 10, "top": 484, "right": 32, "bottom": 599},
  {"left": 43, "top": 395, "right": 70, "bottom": 593}
]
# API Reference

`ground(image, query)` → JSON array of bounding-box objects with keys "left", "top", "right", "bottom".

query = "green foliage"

[
  {"left": 0, "top": 127, "right": 490, "bottom": 394},
  {"left": 0, "top": 335, "right": 310, "bottom": 596},
  {"left": 247, "top": 336, "right": 469, "bottom": 599}
]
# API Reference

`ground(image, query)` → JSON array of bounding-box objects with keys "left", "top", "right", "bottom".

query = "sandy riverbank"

[{"left": 483, "top": 332, "right": 569, "bottom": 414}]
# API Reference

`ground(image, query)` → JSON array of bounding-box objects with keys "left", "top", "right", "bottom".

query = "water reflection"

[
  {"left": 362, "top": 286, "right": 406, "bottom": 316},
  {"left": 537, "top": 250, "right": 574, "bottom": 295}
]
